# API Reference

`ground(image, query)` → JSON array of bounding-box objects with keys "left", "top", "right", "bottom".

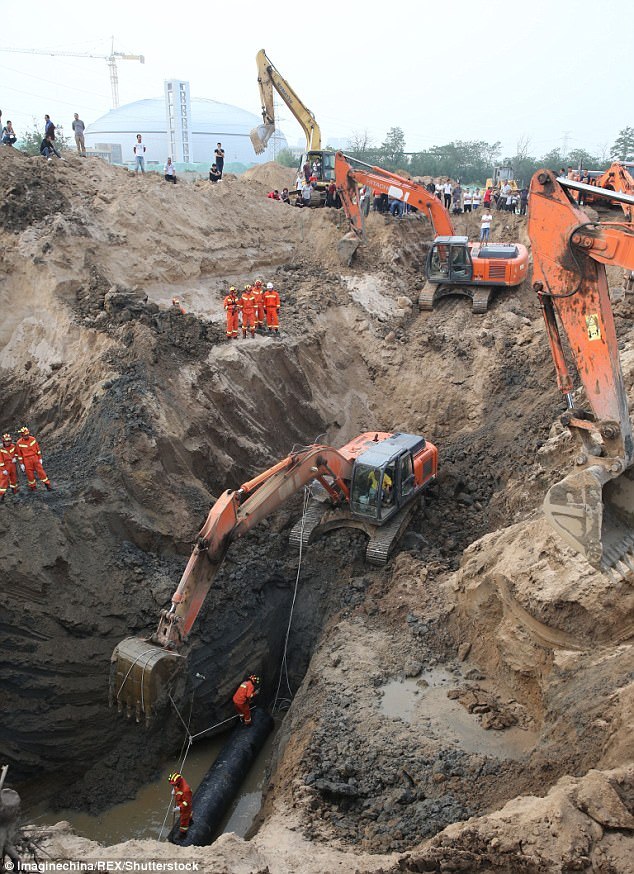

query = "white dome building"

[{"left": 84, "top": 80, "right": 286, "bottom": 168}]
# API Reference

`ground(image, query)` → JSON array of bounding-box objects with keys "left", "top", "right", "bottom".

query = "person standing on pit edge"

[
  {"left": 44, "top": 115, "right": 62, "bottom": 158},
  {"left": 263, "top": 282, "right": 280, "bottom": 335},
  {"left": 0, "top": 450, "right": 9, "bottom": 503},
  {"left": 16, "top": 427, "right": 52, "bottom": 492},
  {"left": 252, "top": 279, "right": 265, "bottom": 332},
  {"left": 223, "top": 286, "right": 240, "bottom": 340},
  {"left": 214, "top": 142, "right": 225, "bottom": 177},
  {"left": 1, "top": 433, "right": 20, "bottom": 496},
  {"left": 239, "top": 285, "right": 257, "bottom": 338},
  {"left": 72, "top": 113, "right": 86, "bottom": 157},
  {"left": 134, "top": 134, "right": 146, "bottom": 175},
  {"left": 167, "top": 772, "right": 193, "bottom": 840}
]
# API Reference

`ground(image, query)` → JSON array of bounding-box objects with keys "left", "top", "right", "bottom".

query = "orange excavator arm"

[
  {"left": 334, "top": 151, "right": 455, "bottom": 239},
  {"left": 152, "top": 445, "right": 353, "bottom": 649},
  {"left": 528, "top": 169, "right": 634, "bottom": 574}
]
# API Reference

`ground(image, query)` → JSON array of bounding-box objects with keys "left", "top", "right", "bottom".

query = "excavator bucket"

[
  {"left": 249, "top": 123, "right": 275, "bottom": 155},
  {"left": 544, "top": 463, "right": 634, "bottom": 578},
  {"left": 110, "top": 637, "right": 182, "bottom": 725}
]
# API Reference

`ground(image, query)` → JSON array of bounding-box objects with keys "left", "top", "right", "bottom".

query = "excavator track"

[
  {"left": 419, "top": 282, "right": 494, "bottom": 314},
  {"left": 288, "top": 500, "right": 327, "bottom": 549},
  {"left": 365, "top": 502, "right": 419, "bottom": 566},
  {"left": 471, "top": 287, "right": 494, "bottom": 314}
]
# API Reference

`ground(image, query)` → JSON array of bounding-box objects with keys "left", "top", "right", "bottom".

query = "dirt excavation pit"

[{"left": 0, "top": 148, "right": 633, "bottom": 872}]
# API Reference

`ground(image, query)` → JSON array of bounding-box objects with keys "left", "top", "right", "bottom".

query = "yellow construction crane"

[{"left": 0, "top": 40, "right": 145, "bottom": 108}]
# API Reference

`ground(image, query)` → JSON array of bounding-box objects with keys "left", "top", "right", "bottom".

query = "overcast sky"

[{"left": 1, "top": 0, "right": 632, "bottom": 161}]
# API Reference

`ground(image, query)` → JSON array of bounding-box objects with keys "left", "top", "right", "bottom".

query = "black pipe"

[{"left": 169, "top": 707, "right": 274, "bottom": 847}]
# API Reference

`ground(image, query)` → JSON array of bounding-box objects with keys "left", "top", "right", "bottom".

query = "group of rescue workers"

[
  {"left": 223, "top": 279, "right": 280, "bottom": 340},
  {"left": 0, "top": 427, "right": 52, "bottom": 501},
  {"left": 168, "top": 673, "right": 261, "bottom": 840}
]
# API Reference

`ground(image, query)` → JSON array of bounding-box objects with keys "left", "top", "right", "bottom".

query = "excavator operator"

[
  {"left": 368, "top": 468, "right": 394, "bottom": 505},
  {"left": 168, "top": 772, "right": 193, "bottom": 839},
  {"left": 232, "top": 674, "right": 260, "bottom": 726}
]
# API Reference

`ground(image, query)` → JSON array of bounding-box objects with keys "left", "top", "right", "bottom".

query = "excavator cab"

[
  {"left": 350, "top": 461, "right": 399, "bottom": 523},
  {"left": 427, "top": 236, "right": 474, "bottom": 284},
  {"left": 300, "top": 150, "right": 336, "bottom": 184}
]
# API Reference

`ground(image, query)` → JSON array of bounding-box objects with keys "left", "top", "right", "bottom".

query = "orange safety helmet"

[
  {"left": 248, "top": 674, "right": 261, "bottom": 685},
  {"left": 2, "top": 433, "right": 11, "bottom": 442},
  {"left": 244, "top": 284, "right": 252, "bottom": 291},
  {"left": 254, "top": 280, "right": 263, "bottom": 288},
  {"left": 19, "top": 426, "right": 30, "bottom": 435},
  {"left": 167, "top": 772, "right": 182, "bottom": 784}
]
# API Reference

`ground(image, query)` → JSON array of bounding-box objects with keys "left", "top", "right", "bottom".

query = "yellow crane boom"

[{"left": 250, "top": 49, "right": 321, "bottom": 155}]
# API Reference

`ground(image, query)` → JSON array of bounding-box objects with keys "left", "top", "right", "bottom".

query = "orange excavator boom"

[
  {"left": 528, "top": 169, "right": 634, "bottom": 575},
  {"left": 334, "top": 151, "right": 455, "bottom": 238}
]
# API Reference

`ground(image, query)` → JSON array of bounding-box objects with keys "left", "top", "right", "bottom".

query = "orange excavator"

[
  {"left": 587, "top": 162, "right": 634, "bottom": 220},
  {"left": 111, "top": 431, "right": 438, "bottom": 723},
  {"left": 335, "top": 151, "right": 529, "bottom": 313},
  {"left": 528, "top": 169, "right": 634, "bottom": 578}
]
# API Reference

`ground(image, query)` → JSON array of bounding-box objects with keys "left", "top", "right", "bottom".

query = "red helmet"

[
  {"left": 19, "top": 426, "right": 30, "bottom": 435},
  {"left": 2, "top": 433, "right": 11, "bottom": 442}
]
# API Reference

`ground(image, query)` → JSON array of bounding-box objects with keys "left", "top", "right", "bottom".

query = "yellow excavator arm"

[{"left": 250, "top": 49, "right": 322, "bottom": 155}]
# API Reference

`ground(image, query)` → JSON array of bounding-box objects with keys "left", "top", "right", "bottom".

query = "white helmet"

[{"left": 267, "top": 282, "right": 274, "bottom": 289}]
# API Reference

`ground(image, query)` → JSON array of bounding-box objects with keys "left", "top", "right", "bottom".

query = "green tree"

[
  {"left": 17, "top": 122, "right": 44, "bottom": 156},
  {"left": 611, "top": 127, "right": 634, "bottom": 161},
  {"left": 275, "top": 148, "right": 298, "bottom": 168},
  {"left": 380, "top": 127, "right": 406, "bottom": 167}
]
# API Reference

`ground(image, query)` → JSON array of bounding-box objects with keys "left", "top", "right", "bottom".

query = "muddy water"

[
  {"left": 31, "top": 726, "right": 278, "bottom": 844},
  {"left": 380, "top": 668, "right": 537, "bottom": 759}
]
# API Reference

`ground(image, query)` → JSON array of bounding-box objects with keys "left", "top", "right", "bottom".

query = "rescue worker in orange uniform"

[
  {"left": 232, "top": 674, "right": 260, "bottom": 726},
  {"left": 252, "top": 280, "right": 265, "bottom": 332},
  {"left": 1, "top": 433, "right": 20, "bottom": 495},
  {"left": 16, "top": 427, "right": 52, "bottom": 491},
  {"left": 239, "top": 285, "right": 257, "bottom": 338},
  {"left": 168, "top": 772, "right": 193, "bottom": 839},
  {"left": 0, "top": 451, "right": 9, "bottom": 502},
  {"left": 263, "top": 283, "right": 281, "bottom": 335},
  {"left": 223, "top": 286, "right": 240, "bottom": 340},
  {"left": 171, "top": 297, "right": 186, "bottom": 314}
]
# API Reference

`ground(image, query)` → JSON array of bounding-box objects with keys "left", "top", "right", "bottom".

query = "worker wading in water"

[
  {"left": 223, "top": 286, "right": 240, "bottom": 340},
  {"left": 1, "top": 433, "right": 20, "bottom": 495},
  {"left": 252, "top": 280, "right": 265, "bottom": 332},
  {"left": 232, "top": 674, "right": 260, "bottom": 726},
  {"left": 16, "top": 427, "right": 52, "bottom": 491},
  {"left": 168, "top": 772, "right": 193, "bottom": 839},
  {"left": 240, "top": 285, "right": 257, "bottom": 338},
  {"left": 263, "top": 283, "right": 280, "bottom": 335}
]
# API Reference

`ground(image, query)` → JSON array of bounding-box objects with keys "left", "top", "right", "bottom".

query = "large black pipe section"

[{"left": 169, "top": 707, "right": 274, "bottom": 846}]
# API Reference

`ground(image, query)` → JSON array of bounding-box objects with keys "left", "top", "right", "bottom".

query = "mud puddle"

[
  {"left": 380, "top": 668, "right": 537, "bottom": 759},
  {"left": 31, "top": 724, "right": 278, "bottom": 844}
]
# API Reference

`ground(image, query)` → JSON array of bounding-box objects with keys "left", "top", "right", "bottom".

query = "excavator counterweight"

[
  {"left": 111, "top": 432, "right": 438, "bottom": 724},
  {"left": 528, "top": 169, "right": 634, "bottom": 576}
]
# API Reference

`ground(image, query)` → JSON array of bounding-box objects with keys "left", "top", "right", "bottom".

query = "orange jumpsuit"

[
  {"left": 0, "top": 456, "right": 9, "bottom": 499},
  {"left": 239, "top": 291, "right": 257, "bottom": 337},
  {"left": 16, "top": 435, "right": 51, "bottom": 490},
  {"left": 232, "top": 679, "right": 257, "bottom": 725},
  {"left": 223, "top": 292, "right": 239, "bottom": 339},
  {"left": 0, "top": 442, "right": 19, "bottom": 493},
  {"left": 172, "top": 776, "right": 193, "bottom": 837},
  {"left": 263, "top": 289, "right": 280, "bottom": 332},
  {"left": 253, "top": 287, "right": 265, "bottom": 329}
]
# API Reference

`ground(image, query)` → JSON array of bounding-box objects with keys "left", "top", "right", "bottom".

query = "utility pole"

[{"left": 562, "top": 131, "right": 571, "bottom": 164}]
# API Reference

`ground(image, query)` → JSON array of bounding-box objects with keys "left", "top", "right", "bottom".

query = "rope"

[
  {"left": 273, "top": 484, "right": 311, "bottom": 711},
  {"left": 158, "top": 695, "right": 241, "bottom": 840}
]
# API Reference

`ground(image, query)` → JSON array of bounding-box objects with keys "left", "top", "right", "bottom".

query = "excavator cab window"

[
  {"left": 450, "top": 244, "right": 473, "bottom": 281},
  {"left": 428, "top": 244, "right": 450, "bottom": 280},
  {"left": 321, "top": 151, "right": 335, "bottom": 182},
  {"left": 399, "top": 454, "right": 415, "bottom": 499},
  {"left": 351, "top": 462, "right": 396, "bottom": 520}
]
